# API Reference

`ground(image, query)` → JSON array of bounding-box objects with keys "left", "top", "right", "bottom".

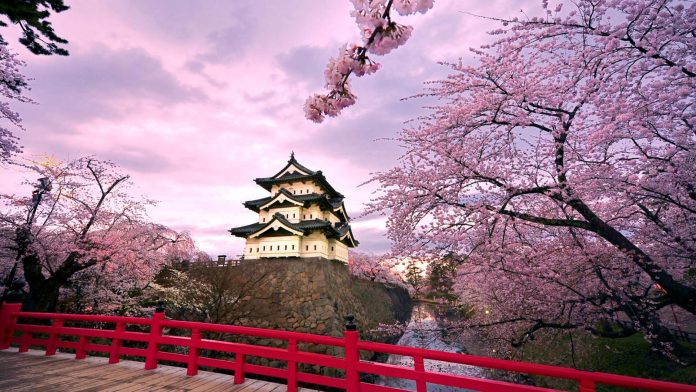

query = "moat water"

[{"left": 378, "top": 303, "right": 485, "bottom": 392}]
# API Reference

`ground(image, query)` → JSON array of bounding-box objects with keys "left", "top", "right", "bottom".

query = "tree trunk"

[
  {"left": 22, "top": 280, "right": 62, "bottom": 313},
  {"left": 21, "top": 253, "right": 67, "bottom": 313}
]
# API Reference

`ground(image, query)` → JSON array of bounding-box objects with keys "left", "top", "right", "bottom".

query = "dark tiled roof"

[
  {"left": 243, "top": 190, "right": 345, "bottom": 216},
  {"left": 229, "top": 213, "right": 357, "bottom": 246},
  {"left": 328, "top": 198, "right": 344, "bottom": 208},
  {"left": 254, "top": 171, "right": 343, "bottom": 198},
  {"left": 229, "top": 222, "right": 265, "bottom": 236},
  {"left": 295, "top": 219, "right": 334, "bottom": 230},
  {"left": 269, "top": 154, "right": 316, "bottom": 178}
]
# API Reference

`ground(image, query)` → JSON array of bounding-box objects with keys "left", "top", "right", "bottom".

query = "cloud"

[
  {"left": 23, "top": 45, "right": 207, "bottom": 128},
  {"left": 196, "top": 20, "right": 256, "bottom": 64},
  {"left": 352, "top": 226, "right": 391, "bottom": 254},
  {"left": 275, "top": 46, "right": 331, "bottom": 90}
]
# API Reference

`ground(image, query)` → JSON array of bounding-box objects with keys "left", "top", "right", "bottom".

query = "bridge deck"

[{"left": 0, "top": 349, "right": 310, "bottom": 392}]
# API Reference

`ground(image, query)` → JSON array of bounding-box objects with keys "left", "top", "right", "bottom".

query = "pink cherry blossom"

[
  {"left": 305, "top": 0, "right": 432, "bottom": 122},
  {"left": 0, "top": 157, "right": 201, "bottom": 312},
  {"left": 0, "top": 43, "right": 32, "bottom": 162},
  {"left": 365, "top": 0, "right": 695, "bottom": 358}
]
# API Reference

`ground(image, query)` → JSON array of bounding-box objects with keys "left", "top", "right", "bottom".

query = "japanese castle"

[{"left": 229, "top": 153, "right": 358, "bottom": 262}]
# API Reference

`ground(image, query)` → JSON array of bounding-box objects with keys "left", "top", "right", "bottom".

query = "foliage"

[
  {"left": 425, "top": 254, "right": 459, "bottom": 302},
  {"left": 356, "top": 0, "right": 696, "bottom": 360},
  {"left": 305, "top": 0, "right": 433, "bottom": 122},
  {"left": 0, "top": 0, "right": 70, "bottom": 56},
  {"left": 0, "top": 157, "right": 197, "bottom": 312},
  {"left": 404, "top": 258, "right": 425, "bottom": 296},
  {"left": 520, "top": 331, "right": 696, "bottom": 390}
]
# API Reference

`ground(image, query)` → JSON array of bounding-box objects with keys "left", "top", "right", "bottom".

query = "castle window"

[
  {"left": 331, "top": 246, "right": 334, "bottom": 251},
  {"left": 293, "top": 190, "right": 296, "bottom": 194},
  {"left": 285, "top": 245, "right": 287, "bottom": 250},
  {"left": 314, "top": 245, "right": 317, "bottom": 251},
  {"left": 262, "top": 218, "right": 266, "bottom": 222},
  {"left": 277, "top": 245, "right": 280, "bottom": 250},
  {"left": 306, "top": 245, "right": 308, "bottom": 251},
  {"left": 293, "top": 213, "right": 295, "bottom": 218},
  {"left": 310, "top": 214, "right": 313, "bottom": 219},
  {"left": 292, "top": 245, "right": 295, "bottom": 250},
  {"left": 256, "top": 248, "right": 259, "bottom": 252},
  {"left": 249, "top": 248, "right": 252, "bottom": 253},
  {"left": 263, "top": 246, "right": 266, "bottom": 251}
]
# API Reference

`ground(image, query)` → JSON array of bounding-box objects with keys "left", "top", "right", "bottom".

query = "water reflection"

[{"left": 378, "top": 303, "right": 484, "bottom": 392}]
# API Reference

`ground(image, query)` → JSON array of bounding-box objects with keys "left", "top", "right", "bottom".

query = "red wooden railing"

[{"left": 1, "top": 302, "right": 694, "bottom": 392}]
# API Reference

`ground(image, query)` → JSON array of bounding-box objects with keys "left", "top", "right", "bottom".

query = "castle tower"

[{"left": 229, "top": 153, "right": 358, "bottom": 262}]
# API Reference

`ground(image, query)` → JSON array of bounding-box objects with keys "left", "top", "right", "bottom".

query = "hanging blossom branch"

[{"left": 304, "top": 0, "right": 434, "bottom": 123}]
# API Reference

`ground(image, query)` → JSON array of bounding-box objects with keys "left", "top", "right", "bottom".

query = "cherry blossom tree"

[
  {"left": 348, "top": 251, "right": 404, "bottom": 286},
  {"left": 304, "top": 0, "right": 434, "bottom": 122},
  {"left": 0, "top": 157, "right": 195, "bottom": 312},
  {"left": 362, "top": 0, "right": 695, "bottom": 358}
]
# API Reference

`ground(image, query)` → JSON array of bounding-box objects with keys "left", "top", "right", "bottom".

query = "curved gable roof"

[
  {"left": 258, "top": 189, "right": 304, "bottom": 210},
  {"left": 270, "top": 153, "right": 316, "bottom": 179},
  {"left": 248, "top": 213, "right": 305, "bottom": 238}
]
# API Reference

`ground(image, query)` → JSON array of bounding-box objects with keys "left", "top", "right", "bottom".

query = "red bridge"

[{"left": 1, "top": 302, "right": 694, "bottom": 392}]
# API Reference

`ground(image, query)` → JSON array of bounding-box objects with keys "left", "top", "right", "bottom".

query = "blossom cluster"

[
  {"left": 304, "top": 0, "right": 434, "bottom": 122},
  {"left": 0, "top": 43, "right": 32, "bottom": 162}
]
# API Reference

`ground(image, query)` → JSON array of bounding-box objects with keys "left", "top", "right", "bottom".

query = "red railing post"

[
  {"left": 0, "top": 302, "right": 21, "bottom": 350},
  {"left": 234, "top": 352, "right": 246, "bottom": 384},
  {"left": 18, "top": 328, "right": 31, "bottom": 352},
  {"left": 144, "top": 307, "right": 165, "bottom": 370},
  {"left": 414, "top": 356, "right": 427, "bottom": 392},
  {"left": 187, "top": 328, "right": 201, "bottom": 376},
  {"left": 45, "top": 319, "right": 62, "bottom": 356},
  {"left": 75, "top": 335, "right": 88, "bottom": 359},
  {"left": 579, "top": 378, "right": 596, "bottom": 392},
  {"left": 287, "top": 338, "right": 298, "bottom": 392},
  {"left": 109, "top": 321, "right": 125, "bottom": 364},
  {"left": 344, "top": 315, "right": 360, "bottom": 392}
]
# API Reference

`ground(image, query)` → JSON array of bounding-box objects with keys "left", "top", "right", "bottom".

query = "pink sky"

[{"left": 0, "top": 0, "right": 538, "bottom": 257}]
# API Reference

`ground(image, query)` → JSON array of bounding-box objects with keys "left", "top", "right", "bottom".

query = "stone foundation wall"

[
  {"left": 234, "top": 257, "right": 410, "bottom": 338},
  {"left": 227, "top": 257, "right": 411, "bottom": 373}
]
